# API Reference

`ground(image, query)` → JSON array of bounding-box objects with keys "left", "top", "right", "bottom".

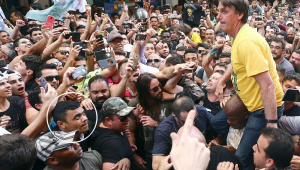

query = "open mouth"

[
  {"left": 133, "top": 72, "right": 140, "bottom": 77},
  {"left": 18, "top": 87, "right": 24, "bottom": 93}
]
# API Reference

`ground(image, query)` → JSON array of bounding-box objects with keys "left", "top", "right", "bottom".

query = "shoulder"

[
  {"left": 156, "top": 114, "right": 174, "bottom": 132},
  {"left": 8, "top": 96, "right": 25, "bottom": 106}
]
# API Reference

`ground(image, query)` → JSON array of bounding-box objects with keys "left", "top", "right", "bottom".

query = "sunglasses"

[
  {"left": 151, "top": 83, "right": 162, "bottom": 93},
  {"left": 51, "top": 61, "right": 65, "bottom": 66},
  {"left": 44, "top": 75, "right": 61, "bottom": 81},
  {"left": 198, "top": 50, "right": 204, "bottom": 53},
  {"left": 57, "top": 50, "right": 69, "bottom": 55},
  {"left": 175, "top": 112, "right": 198, "bottom": 124},
  {"left": 147, "top": 59, "right": 160, "bottom": 63},
  {"left": 119, "top": 115, "right": 129, "bottom": 122}
]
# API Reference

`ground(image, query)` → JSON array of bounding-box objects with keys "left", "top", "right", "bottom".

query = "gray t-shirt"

[{"left": 44, "top": 150, "right": 102, "bottom": 170}]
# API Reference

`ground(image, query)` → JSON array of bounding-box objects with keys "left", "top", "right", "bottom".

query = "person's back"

[{"left": 232, "top": 24, "right": 283, "bottom": 112}]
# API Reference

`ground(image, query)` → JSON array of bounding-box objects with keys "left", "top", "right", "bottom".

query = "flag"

[
  {"left": 25, "top": 0, "right": 87, "bottom": 22},
  {"left": 0, "top": 7, "right": 12, "bottom": 34}
]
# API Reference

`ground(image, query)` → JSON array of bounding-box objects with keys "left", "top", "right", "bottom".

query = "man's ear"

[
  {"left": 53, "top": 52, "right": 57, "bottom": 57},
  {"left": 46, "top": 156, "right": 59, "bottom": 165},
  {"left": 238, "top": 13, "right": 244, "bottom": 21},
  {"left": 26, "top": 69, "right": 33, "bottom": 76},
  {"left": 35, "top": 78, "right": 40, "bottom": 85},
  {"left": 57, "top": 120, "right": 66, "bottom": 129},
  {"left": 15, "top": 47, "right": 20, "bottom": 52},
  {"left": 105, "top": 117, "right": 112, "bottom": 126},
  {"left": 265, "top": 158, "right": 275, "bottom": 168}
]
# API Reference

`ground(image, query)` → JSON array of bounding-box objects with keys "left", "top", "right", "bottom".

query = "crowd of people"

[{"left": 0, "top": 0, "right": 300, "bottom": 169}]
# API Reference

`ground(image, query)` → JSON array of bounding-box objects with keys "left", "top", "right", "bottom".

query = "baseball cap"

[
  {"left": 4, "top": 69, "right": 22, "bottom": 78},
  {"left": 101, "top": 97, "right": 135, "bottom": 117},
  {"left": 286, "top": 21, "right": 294, "bottom": 26},
  {"left": 35, "top": 130, "right": 78, "bottom": 161},
  {"left": 107, "top": 30, "right": 123, "bottom": 43}
]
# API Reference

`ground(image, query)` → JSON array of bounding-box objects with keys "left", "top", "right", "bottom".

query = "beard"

[
  {"left": 92, "top": 94, "right": 111, "bottom": 107},
  {"left": 287, "top": 38, "right": 294, "bottom": 44}
]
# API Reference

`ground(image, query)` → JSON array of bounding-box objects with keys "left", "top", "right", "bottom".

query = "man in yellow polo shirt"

[
  {"left": 176, "top": 23, "right": 202, "bottom": 48},
  {"left": 210, "top": 0, "right": 284, "bottom": 170}
]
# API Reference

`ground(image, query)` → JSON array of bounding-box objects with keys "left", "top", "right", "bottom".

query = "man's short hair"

[
  {"left": 276, "top": 65, "right": 286, "bottom": 76},
  {"left": 118, "top": 58, "right": 128, "bottom": 71},
  {"left": 220, "top": 53, "right": 231, "bottom": 58},
  {"left": 28, "top": 86, "right": 42, "bottom": 110},
  {"left": 176, "top": 46, "right": 187, "bottom": 51},
  {"left": 276, "top": 31, "right": 288, "bottom": 41},
  {"left": 88, "top": 75, "right": 109, "bottom": 89},
  {"left": 52, "top": 101, "right": 81, "bottom": 123},
  {"left": 175, "top": 23, "right": 192, "bottom": 35},
  {"left": 161, "top": 30, "right": 171, "bottom": 36},
  {"left": 166, "top": 56, "right": 183, "bottom": 67},
  {"left": 184, "top": 48, "right": 197, "bottom": 58},
  {"left": 219, "top": 0, "right": 249, "bottom": 23},
  {"left": 261, "top": 128, "right": 294, "bottom": 169},
  {"left": 79, "top": 15, "right": 87, "bottom": 20},
  {"left": 12, "top": 11, "right": 25, "bottom": 20},
  {"left": 114, "top": 50, "right": 126, "bottom": 56},
  {"left": 74, "top": 55, "right": 86, "bottom": 61},
  {"left": 169, "top": 26, "right": 176, "bottom": 32},
  {"left": 150, "top": 16, "right": 159, "bottom": 21},
  {"left": 215, "top": 30, "right": 227, "bottom": 39},
  {"left": 0, "top": 134, "right": 37, "bottom": 170},
  {"left": 197, "top": 43, "right": 209, "bottom": 49},
  {"left": 293, "top": 49, "right": 300, "bottom": 55},
  {"left": 21, "top": 55, "right": 42, "bottom": 77},
  {"left": 214, "top": 62, "right": 228, "bottom": 70},
  {"left": 35, "top": 64, "right": 57, "bottom": 78},
  {"left": 111, "top": 12, "right": 119, "bottom": 18},
  {"left": 271, "top": 37, "right": 286, "bottom": 49},
  {"left": 29, "top": 28, "right": 41, "bottom": 37},
  {"left": 282, "top": 73, "right": 300, "bottom": 85},
  {"left": 76, "top": 25, "right": 86, "bottom": 31},
  {"left": 172, "top": 96, "right": 195, "bottom": 119},
  {"left": 55, "top": 43, "right": 70, "bottom": 52}
]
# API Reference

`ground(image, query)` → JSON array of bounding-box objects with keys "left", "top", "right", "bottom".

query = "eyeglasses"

[
  {"left": 19, "top": 40, "right": 32, "bottom": 45},
  {"left": 119, "top": 115, "right": 129, "bottom": 122},
  {"left": 51, "top": 61, "right": 65, "bottom": 66},
  {"left": 175, "top": 112, "right": 198, "bottom": 125},
  {"left": 147, "top": 59, "right": 160, "bottom": 63},
  {"left": 151, "top": 83, "right": 162, "bottom": 93},
  {"left": 57, "top": 51, "right": 69, "bottom": 55},
  {"left": 44, "top": 75, "right": 61, "bottom": 81}
]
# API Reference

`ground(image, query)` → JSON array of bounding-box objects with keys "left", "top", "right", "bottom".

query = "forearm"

[
  {"left": 260, "top": 82, "right": 277, "bottom": 120},
  {"left": 189, "top": 40, "right": 198, "bottom": 48},
  {"left": 80, "top": 14, "right": 92, "bottom": 40},
  {"left": 127, "top": 30, "right": 136, "bottom": 42},
  {"left": 164, "top": 73, "right": 182, "bottom": 93},
  {"left": 296, "top": 40, "right": 300, "bottom": 50},
  {"left": 86, "top": 55, "right": 95, "bottom": 72},
  {"left": 162, "top": 17, "right": 168, "bottom": 30},
  {"left": 205, "top": 16, "right": 213, "bottom": 28},
  {"left": 110, "top": 76, "right": 129, "bottom": 98},
  {"left": 202, "top": 53, "right": 214, "bottom": 78},
  {"left": 90, "top": 22, "right": 98, "bottom": 35},
  {"left": 267, "top": 6, "right": 276, "bottom": 19},
  {"left": 220, "top": 63, "right": 232, "bottom": 84},
  {"left": 25, "top": 37, "right": 47, "bottom": 56},
  {"left": 120, "top": 11, "right": 126, "bottom": 25},
  {"left": 139, "top": 44, "right": 147, "bottom": 64},
  {"left": 10, "top": 26, "right": 21, "bottom": 40},
  {"left": 214, "top": 22, "right": 221, "bottom": 32},
  {"left": 42, "top": 40, "right": 62, "bottom": 60},
  {"left": 56, "top": 83, "right": 69, "bottom": 97},
  {"left": 99, "top": 65, "right": 117, "bottom": 78},
  {"left": 21, "top": 102, "right": 53, "bottom": 140},
  {"left": 153, "top": 156, "right": 166, "bottom": 170},
  {"left": 155, "top": 65, "right": 176, "bottom": 80}
]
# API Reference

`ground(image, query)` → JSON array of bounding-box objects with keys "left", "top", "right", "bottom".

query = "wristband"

[
  {"left": 265, "top": 119, "right": 278, "bottom": 123},
  {"left": 86, "top": 52, "right": 94, "bottom": 56}
]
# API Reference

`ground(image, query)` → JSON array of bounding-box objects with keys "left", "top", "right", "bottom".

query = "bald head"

[
  {"left": 224, "top": 95, "right": 248, "bottom": 129},
  {"left": 178, "top": 126, "right": 207, "bottom": 144}
]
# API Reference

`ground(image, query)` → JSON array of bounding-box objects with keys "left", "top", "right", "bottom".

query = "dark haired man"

[
  {"left": 29, "top": 28, "right": 43, "bottom": 43},
  {"left": 150, "top": 16, "right": 163, "bottom": 35},
  {"left": 14, "top": 55, "right": 41, "bottom": 93},
  {"left": 0, "top": 134, "right": 37, "bottom": 170},
  {"left": 289, "top": 50, "right": 300, "bottom": 67},
  {"left": 91, "top": 97, "right": 138, "bottom": 170},
  {"left": 214, "top": 1, "right": 284, "bottom": 169},
  {"left": 270, "top": 38, "right": 294, "bottom": 74},
  {"left": 35, "top": 64, "right": 60, "bottom": 89},
  {"left": 253, "top": 128, "right": 294, "bottom": 169},
  {"left": 152, "top": 97, "right": 213, "bottom": 170}
]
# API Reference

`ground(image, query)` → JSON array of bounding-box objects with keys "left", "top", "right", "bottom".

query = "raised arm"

[{"left": 80, "top": 5, "right": 92, "bottom": 41}]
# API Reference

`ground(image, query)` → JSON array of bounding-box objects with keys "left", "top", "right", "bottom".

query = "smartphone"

[
  {"left": 97, "top": 7, "right": 104, "bottom": 17},
  {"left": 39, "top": 76, "right": 48, "bottom": 93},
  {"left": 168, "top": 14, "right": 177, "bottom": 19},
  {"left": 135, "top": 34, "right": 147, "bottom": 40},
  {"left": 267, "top": 21, "right": 274, "bottom": 25},
  {"left": 130, "top": 52, "right": 139, "bottom": 71},
  {"left": 72, "top": 65, "right": 88, "bottom": 79},
  {"left": 227, "top": 41, "right": 232, "bottom": 46},
  {"left": 255, "top": 17, "right": 262, "bottom": 21},
  {"left": 163, "top": 10, "right": 169, "bottom": 14},
  {"left": 73, "top": 41, "right": 88, "bottom": 49},
  {"left": 94, "top": 51, "right": 116, "bottom": 69},
  {"left": 121, "top": 23, "right": 133, "bottom": 29},
  {"left": 45, "top": 15, "right": 55, "bottom": 29},
  {"left": 95, "top": 31, "right": 104, "bottom": 40},
  {"left": 104, "top": 14, "right": 109, "bottom": 18},
  {"left": 0, "top": 58, "right": 6, "bottom": 68},
  {"left": 65, "top": 32, "right": 80, "bottom": 41},
  {"left": 163, "top": 5, "right": 170, "bottom": 9},
  {"left": 282, "top": 89, "right": 300, "bottom": 102},
  {"left": 106, "top": 27, "right": 114, "bottom": 33}
]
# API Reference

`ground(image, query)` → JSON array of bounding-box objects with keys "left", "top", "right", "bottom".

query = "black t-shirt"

[
  {"left": 25, "top": 78, "right": 39, "bottom": 94},
  {"left": 284, "top": 104, "right": 300, "bottom": 116},
  {"left": 84, "top": 102, "right": 103, "bottom": 124},
  {"left": 207, "top": 146, "right": 244, "bottom": 170},
  {"left": 202, "top": 87, "right": 221, "bottom": 116},
  {"left": 91, "top": 127, "right": 139, "bottom": 170},
  {"left": 0, "top": 96, "right": 27, "bottom": 133}
]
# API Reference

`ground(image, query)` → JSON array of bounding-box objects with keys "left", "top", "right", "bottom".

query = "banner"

[
  {"left": 0, "top": 7, "right": 12, "bottom": 34},
  {"left": 25, "top": 0, "right": 87, "bottom": 22}
]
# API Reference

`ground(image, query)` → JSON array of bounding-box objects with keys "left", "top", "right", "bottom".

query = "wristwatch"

[
  {"left": 265, "top": 119, "right": 278, "bottom": 123},
  {"left": 86, "top": 52, "right": 94, "bottom": 56}
]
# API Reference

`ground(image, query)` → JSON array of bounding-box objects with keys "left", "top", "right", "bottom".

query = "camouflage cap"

[{"left": 101, "top": 97, "right": 135, "bottom": 117}]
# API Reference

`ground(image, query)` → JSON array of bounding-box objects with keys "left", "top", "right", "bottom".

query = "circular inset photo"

[{"left": 107, "top": 59, "right": 114, "bottom": 65}]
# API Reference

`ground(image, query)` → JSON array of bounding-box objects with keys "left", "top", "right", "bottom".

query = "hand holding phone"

[
  {"left": 45, "top": 15, "right": 55, "bottom": 29},
  {"left": 39, "top": 76, "right": 48, "bottom": 93},
  {"left": 72, "top": 66, "right": 88, "bottom": 79}
]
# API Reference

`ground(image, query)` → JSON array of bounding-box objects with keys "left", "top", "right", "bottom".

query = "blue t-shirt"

[{"left": 152, "top": 105, "right": 214, "bottom": 156}]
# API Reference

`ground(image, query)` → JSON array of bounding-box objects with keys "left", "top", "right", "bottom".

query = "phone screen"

[
  {"left": 45, "top": 15, "right": 55, "bottom": 29},
  {"left": 282, "top": 89, "right": 300, "bottom": 102},
  {"left": 39, "top": 77, "right": 48, "bottom": 93}
]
